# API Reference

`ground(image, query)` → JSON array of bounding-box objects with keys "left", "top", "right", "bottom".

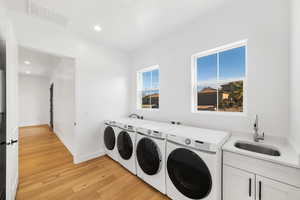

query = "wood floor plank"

[{"left": 17, "top": 126, "right": 170, "bottom": 200}]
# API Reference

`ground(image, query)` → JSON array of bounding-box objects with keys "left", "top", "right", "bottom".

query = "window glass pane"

[
  {"left": 218, "top": 81, "right": 243, "bottom": 112},
  {"left": 197, "top": 54, "right": 217, "bottom": 83},
  {"left": 149, "top": 89, "right": 159, "bottom": 109},
  {"left": 140, "top": 67, "right": 159, "bottom": 109},
  {"left": 142, "top": 71, "right": 152, "bottom": 90},
  {"left": 218, "top": 46, "right": 245, "bottom": 112},
  {"left": 219, "top": 46, "right": 245, "bottom": 80},
  {"left": 142, "top": 89, "right": 159, "bottom": 109},
  {"left": 142, "top": 90, "right": 152, "bottom": 109},
  {"left": 151, "top": 69, "right": 159, "bottom": 89},
  {"left": 197, "top": 84, "right": 218, "bottom": 111}
]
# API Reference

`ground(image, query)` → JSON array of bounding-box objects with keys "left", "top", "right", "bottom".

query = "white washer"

[
  {"left": 114, "top": 118, "right": 150, "bottom": 175},
  {"left": 103, "top": 120, "right": 119, "bottom": 161},
  {"left": 136, "top": 123, "right": 176, "bottom": 194},
  {"left": 165, "top": 126, "right": 230, "bottom": 200}
]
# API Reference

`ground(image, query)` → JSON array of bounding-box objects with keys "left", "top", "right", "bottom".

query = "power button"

[{"left": 185, "top": 139, "right": 191, "bottom": 145}]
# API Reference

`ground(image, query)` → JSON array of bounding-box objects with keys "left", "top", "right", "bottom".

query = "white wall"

[
  {"left": 18, "top": 74, "right": 50, "bottom": 127},
  {"left": 50, "top": 58, "right": 76, "bottom": 155},
  {"left": 290, "top": 0, "right": 300, "bottom": 153},
  {"left": 7, "top": 11, "right": 130, "bottom": 163},
  {"left": 130, "top": 0, "right": 290, "bottom": 138}
]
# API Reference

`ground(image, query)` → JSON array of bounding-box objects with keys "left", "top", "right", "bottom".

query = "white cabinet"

[
  {"left": 256, "top": 175, "right": 300, "bottom": 200},
  {"left": 223, "top": 165, "right": 255, "bottom": 200},
  {"left": 223, "top": 165, "right": 300, "bottom": 200}
]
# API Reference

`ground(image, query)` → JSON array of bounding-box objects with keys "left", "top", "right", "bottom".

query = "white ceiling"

[
  {"left": 18, "top": 46, "right": 61, "bottom": 77},
  {"left": 6, "top": 0, "right": 225, "bottom": 52}
]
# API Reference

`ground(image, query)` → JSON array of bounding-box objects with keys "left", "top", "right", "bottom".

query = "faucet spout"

[{"left": 253, "top": 115, "right": 264, "bottom": 142}]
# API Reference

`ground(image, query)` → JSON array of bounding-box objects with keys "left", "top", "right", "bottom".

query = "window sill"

[
  {"left": 191, "top": 110, "right": 247, "bottom": 117},
  {"left": 137, "top": 108, "right": 160, "bottom": 112}
]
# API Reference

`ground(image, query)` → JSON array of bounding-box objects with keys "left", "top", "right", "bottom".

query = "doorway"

[{"left": 50, "top": 83, "right": 53, "bottom": 130}]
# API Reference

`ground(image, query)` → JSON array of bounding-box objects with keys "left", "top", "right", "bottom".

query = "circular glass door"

[
  {"left": 117, "top": 131, "right": 133, "bottom": 160},
  {"left": 136, "top": 138, "right": 161, "bottom": 175},
  {"left": 167, "top": 148, "right": 212, "bottom": 199},
  {"left": 104, "top": 126, "right": 115, "bottom": 150}
]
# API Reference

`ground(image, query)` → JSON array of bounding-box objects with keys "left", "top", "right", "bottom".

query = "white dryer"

[
  {"left": 136, "top": 123, "right": 176, "bottom": 194},
  {"left": 165, "top": 126, "right": 230, "bottom": 200},
  {"left": 103, "top": 120, "right": 119, "bottom": 161},
  {"left": 114, "top": 118, "right": 149, "bottom": 175}
]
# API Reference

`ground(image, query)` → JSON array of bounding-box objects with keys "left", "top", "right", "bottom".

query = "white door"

[
  {"left": 5, "top": 21, "right": 19, "bottom": 200},
  {"left": 223, "top": 165, "right": 255, "bottom": 200},
  {"left": 256, "top": 175, "right": 300, "bottom": 200}
]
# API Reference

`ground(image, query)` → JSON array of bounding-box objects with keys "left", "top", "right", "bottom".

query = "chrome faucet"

[
  {"left": 129, "top": 113, "right": 143, "bottom": 119},
  {"left": 253, "top": 115, "right": 264, "bottom": 142}
]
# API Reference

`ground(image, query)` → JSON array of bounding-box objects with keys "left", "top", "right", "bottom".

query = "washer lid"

[
  {"left": 136, "top": 122, "right": 177, "bottom": 139},
  {"left": 115, "top": 118, "right": 152, "bottom": 131},
  {"left": 167, "top": 126, "right": 230, "bottom": 152}
]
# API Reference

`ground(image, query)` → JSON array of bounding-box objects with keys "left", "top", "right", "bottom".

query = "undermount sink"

[{"left": 234, "top": 141, "right": 281, "bottom": 156}]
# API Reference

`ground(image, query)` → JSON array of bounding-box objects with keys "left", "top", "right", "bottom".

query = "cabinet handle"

[
  {"left": 259, "top": 181, "right": 262, "bottom": 200},
  {"left": 248, "top": 178, "right": 252, "bottom": 197}
]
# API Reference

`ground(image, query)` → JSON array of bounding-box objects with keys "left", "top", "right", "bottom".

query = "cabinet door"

[
  {"left": 256, "top": 175, "right": 300, "bottom": 200},
  {"left": 223, "top": 165, "right": 255, "bottom": 200}
]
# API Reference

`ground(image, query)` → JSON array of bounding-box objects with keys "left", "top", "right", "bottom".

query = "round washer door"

[
  {"left": 104, "top": 126, "right": 115, "bottom": 150},
  {"left": 136, "top": 137, "right": 161, "bottom": 175},
  {"left": 167, "top": 148, "right": 212, "bottom": 199},
  {"left": 117, "top": 131, "right": 133, "bottom": 160}
]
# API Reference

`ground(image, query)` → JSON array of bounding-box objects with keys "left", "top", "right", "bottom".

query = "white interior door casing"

[
  {"left": 223, "top": 165, "right": 255, "bottom": 200},
  {"left": 3, "top": 18, "right": 19, "bottom": 200},
  {"left": 256, "top": 176, "right": 300, "bottom": 200}
]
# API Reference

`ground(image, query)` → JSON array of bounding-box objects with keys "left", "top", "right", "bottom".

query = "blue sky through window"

[
  {"left": 197, "top": 46, "right": 245, "bottom": 84},
  {"left": 219, "top": 46, "right": 245, "bottom": 81},
  {"left": 142, "top": 69, "right": 159, "bottom": 91},
  {"left": 197, "top": 54, "right": 217, "bottom": 83}
]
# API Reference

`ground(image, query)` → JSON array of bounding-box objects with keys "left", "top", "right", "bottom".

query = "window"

[
  {"left": 137, "top": 65, "right": 159, "bottom": 109},
  {"left": 192, "top": 41, "right": 246, "bottom": 113}
]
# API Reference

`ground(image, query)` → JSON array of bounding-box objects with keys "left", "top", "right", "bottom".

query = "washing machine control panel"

[
  {"left": 127, "top": 125, "right": 134, "bottom": 131},
  {"left": 152, "top": 131, "right": 162, "bottom": 138},
  {"left": 168, "top": 134, "right": 212, "bottom": 152}
]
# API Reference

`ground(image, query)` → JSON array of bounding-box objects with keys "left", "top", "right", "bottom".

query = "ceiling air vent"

[{"left": 27, "top": 0, "right": 69, "bottom": 27}]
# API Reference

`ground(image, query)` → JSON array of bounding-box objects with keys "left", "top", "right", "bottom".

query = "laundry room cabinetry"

[
  {"left": 223, "top": 165, "right": 300, "bottom": 200},
  {"left": 223, "top": 165, "right": 255, "bottom": 200},
  {"left": 255, "top": 175, "right": 300, "bottom": 200},
  {"left": 223, "top": 151, "right": 300, "bottom": 200}
]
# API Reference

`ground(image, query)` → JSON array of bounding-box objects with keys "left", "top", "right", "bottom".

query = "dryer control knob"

[
  {"left": 147, "top": 130, "right": 152, "bottom": 135},
  {"left": 185, "top": 139, "right": 191, "bottom": 145}
]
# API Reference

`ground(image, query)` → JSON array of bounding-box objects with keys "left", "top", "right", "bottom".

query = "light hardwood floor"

[{"left": 17, "top": 126, "right": 170, "bottom": 200}]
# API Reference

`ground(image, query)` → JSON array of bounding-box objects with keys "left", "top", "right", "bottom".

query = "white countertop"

[{"left": 222, "top": 134, "right": 300, "bottom": 169}]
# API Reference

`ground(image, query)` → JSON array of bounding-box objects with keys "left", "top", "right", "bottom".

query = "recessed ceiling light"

[
  {"left": 24, "top": 60, "right": 31, "bottom": 65},
  {"left": 94, "top": 25, "right": 102, "bottom": 32},
  {"left": 25, "top": 70, "right": 31, "bottom": 74}
]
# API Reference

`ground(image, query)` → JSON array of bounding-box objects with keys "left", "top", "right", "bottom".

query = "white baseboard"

[
  {"left": 7, "top": 171, "right": 18, "bottom": 200},
  {"left": 73, "top": 150, "right": 105, "bottom": 164},
  {"left": 12, "top": 172, "right": 18, "bottom": 200},
  {"left": 19, "top": 121, "right": 49, "bottom": 127}
]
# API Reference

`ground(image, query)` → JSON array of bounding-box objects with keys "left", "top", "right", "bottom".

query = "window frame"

[
  {"left": 191, "top": 40, "right": 248, "bottom": 115},
  {"left": 136, "top": 65, "right": 160, "bottom": 111}
]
